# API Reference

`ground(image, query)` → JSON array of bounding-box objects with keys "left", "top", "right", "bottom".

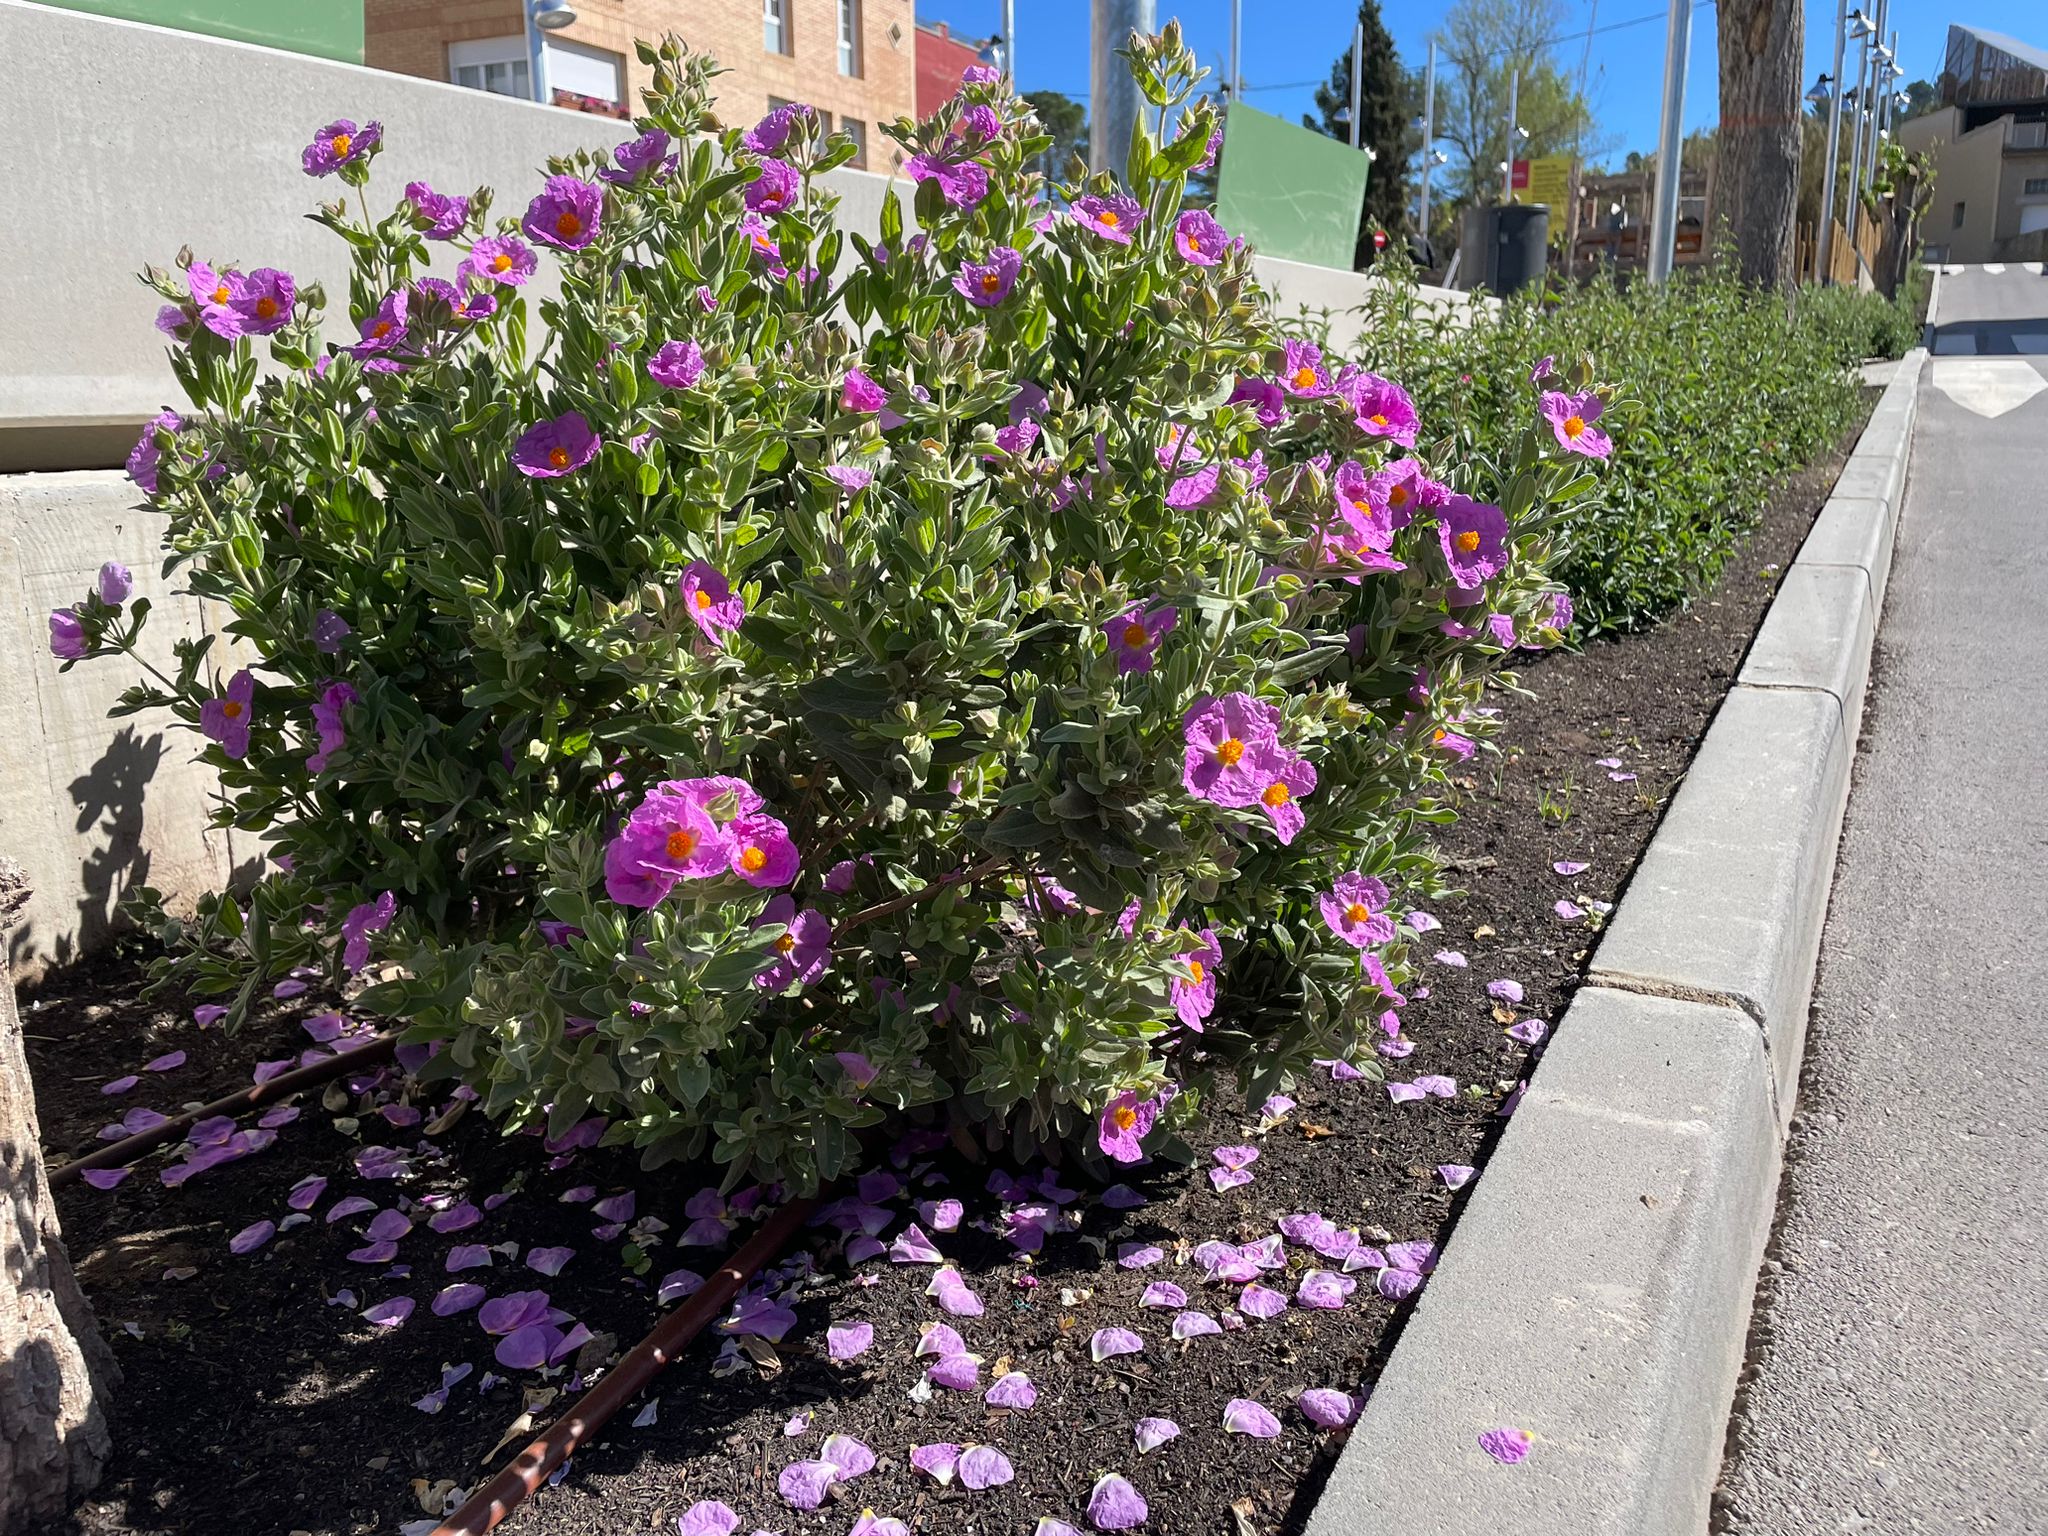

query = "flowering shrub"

[
  {"left": 56, "top": 28, "right": 1595, "bottom": 1191},
  {"left": 1332, "top": 247, "right": 1893, "bottom": 632}
]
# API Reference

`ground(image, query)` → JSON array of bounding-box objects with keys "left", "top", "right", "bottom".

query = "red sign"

[
  {"left": 1372, "top": 228, "right": 1389, "bottom": 251},
  {"left": 1510, "top": 159, "right": 1531, "bottom": 192}
]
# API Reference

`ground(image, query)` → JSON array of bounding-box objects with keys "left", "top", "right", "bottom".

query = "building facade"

[
  {"left": 914, "top": 19, "right": 985, "bottom": 118},
  {"left": 365, "top": 0, "right": 915, "bottom": 170},
  {"left": 1899, "top": 24, "right": 2048, "bottom": 263}
]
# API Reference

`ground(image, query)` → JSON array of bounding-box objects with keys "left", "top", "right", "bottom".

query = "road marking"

[
  {"left": 1983, "top": 262, "right": 2007, "bottom": 275},
  {"left": 1929, "top": 359, "right": 2046, "bottom": 417}
]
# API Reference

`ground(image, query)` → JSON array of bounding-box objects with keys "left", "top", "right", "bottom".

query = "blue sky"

[{"left": 915, "top": 2, "right": 2046, "bottom": 165}]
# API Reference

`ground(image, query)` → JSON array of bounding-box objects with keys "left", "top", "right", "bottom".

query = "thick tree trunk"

[
  {"left": 1717, "top": 0, "right": 1804, "bottom": 289},
  {"left": 0, "top": 863, "right": 117, "bottom": 1531}
]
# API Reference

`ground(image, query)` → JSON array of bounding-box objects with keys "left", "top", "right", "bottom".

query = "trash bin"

[{"left": 1486, "top": 204, "right": 1550, "bottom": 295}]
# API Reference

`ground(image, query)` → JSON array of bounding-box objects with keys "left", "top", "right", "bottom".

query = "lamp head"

[{"left": 532, "top": 0, "right": 576, "bottom": 29}]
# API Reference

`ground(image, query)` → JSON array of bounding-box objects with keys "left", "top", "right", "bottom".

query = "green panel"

[
  {"left": 37, "top": 0, "right": 365, "bottom": 63},
  {"left": 1215, "top": 104, "right": 1372, "bottom": 271}
]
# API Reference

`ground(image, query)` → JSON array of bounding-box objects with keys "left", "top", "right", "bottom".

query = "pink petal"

[
  {"left": 346, "top": 1241, "right": 400, "bottom": 1264},
  {"left": 1087, "top": 1472, "right": 1149, "bottom": 1530},
  {"left": 985, "top": 1370, "right": 1037, "bottom": 1409},
  {"left": 1553, "top": 859, "right": 1589, "bottom": 875},
  {"left": 1133, "top": 1416, "right": 1181, "bottom": 1453},
  {"left": 826, "top": 1321, "right": 874, "bottom": 1361},
  {"left": 777, "top": 1459, "right": 839, "bottom": 1510},
  {"left": 911, "top": 1442, "right": 962, "bottom": 1483},
  {"left": 958, "top": 1444, "right": 1014, "bottom": 1490},
  {"left": 526, "top": 1245, "right": 574, "bottom": 1276},
  {"left": 432, "top": 1283, "right": 486, "bottom": 1316},
  {"left": 1299, "top": 1388, "right": 1361, "bottom": 1428},
  {"left": 678, "top": 1500, "right": 741, "bottom": 1536},
  {"left": 1386, "top": 1081, "right": 1426, "bottom": 1104},
  {"left": 1238, "top": 1283, "right": 1289, "bottom": 1320},
  {"left": 1223, "top": 1397, "right": 1281, "bottom": 1437},
  {"left": 229, "top": 1219, "right": 275, "bottom": 1254},
  {"left": 1090, "top": 1327, "right": 1144, "bottom": 1362},
  {"left": 925, "top": 1353, "right": 980, "bottom": 1391},
  {"left": 1171, "top": 1310, "right": 1222, "bottom": 1340},
  {"left": 326, "top": 1195, "right": 376, "bottom": 1223},
  {"left": 362, "top": 1296, "right": 416, "bottom": 1328},
  {"left": 1116, "top": 1243, "right": 1165, "bottom": 1270},
  {"left": 81, "top": 1167, "right": 132, "bottom": 1190},
  {"left": 1438, "top": 1164, "right": 1477, "bottom": 1189},
  {"left": 820, "top": 1433, "right": 875, "bottom": 1479},
  {"left": 917, "top": 1198, "right": 964, "bottom": 1231},
  {"left": 926, "top": 1267, "right": 984, "bottom": 1316},
  {"left": 889, "top": 1222, "right": 942, "bottom": 1263},
  {"left": 100, "top": 1075, "right": 139, "bottom": 1095},
  {"left": 1139, "top": 1281, "right": 1187, "bottom": 1309},
  {"left": 1479, "top": 1425, "right": 1533, "bottom": 1464},
  {"left": 1486, "top": 979, "right": 1525, "bottom": 1003},
  {"left": 915, "top": 1322, "right": 965, "bottom": 1359},
  {"left": 1209, "top": 1167, "right": 1255, "bottom": 1193},
  {"left": 446, "top": 1244, "right": 492, "bottom": 1272},
  {"left": 1434, "top": 949, "right": 1468, "bottom": 967}
]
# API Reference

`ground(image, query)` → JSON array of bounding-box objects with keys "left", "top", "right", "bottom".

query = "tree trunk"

[
  {"left": 1717, "top": 0, "right": 1804, "bottom": 289},
  {"left": 0, "top": 863, "right": 117, "bottom": 1532}
]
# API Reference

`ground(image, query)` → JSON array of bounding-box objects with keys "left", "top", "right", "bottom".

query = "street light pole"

[
  {"left": 1817, "top": 5, "right": 1849, "bottom": 281},
  {"left": 1420, "top": 39, "right": 1437, "bottom": 242},
  {"left": 1646, "top": 0, "right": 1693, "bottom": 284},
  {"left": 1089, "top": 0, "right": 1155, "bottom": 175},
  {"left": 1002, "top": 0, "right": 1016, "bottom": 86},
  {"left": 1860, "top": 0, "right": 1889, "bottom": 188},
  {"left": 1349, "top": 21, "right": 1364, "bottom": 151},
  {"left": 1844, "top": 35, "right": 1870, "bottom": 226},
  {"left": 1503, "top": 69, "right": 1518, "bottom": 202},
  {"left": 1228, "top": 0, "right": 1242, "bottom": 100}
]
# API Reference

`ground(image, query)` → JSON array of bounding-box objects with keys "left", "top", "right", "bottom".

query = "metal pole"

[
  {"left": 1861, "top": 0, "right": 1889, "bottom": 188},
  {"left": 1844, "top": 37, "right": 1869, "bottom": 230},
  {"left": 1874, "top": 28, "right": 1899, "bottom": 182},
  {"left": 1420, "top": 39, "right": 1437, "bottom": 244},
  {"left": 1817, "top": 2, "right": 1847, "bottom": 282},
  {"left": 1229, "top": 0, "right": 1242, "bottom": 100},
  {"left": 1348, "top": 22, "right": 1363, "bottom": 150},
  {"left": 1089, "top": 0, "right": 1155, "bottom": 176},
  {"left": 1002, "top": 0, "right": 1016, "bottom": 86},
  {"left": 1646, "top": 0, "right": 1692, "bottom": 284},
  {"left": 1503, "top": 70, "right": 1518, "bottom": 202},
  {"left": 524, "top": 1, "right": 548, "bottom": 105}
]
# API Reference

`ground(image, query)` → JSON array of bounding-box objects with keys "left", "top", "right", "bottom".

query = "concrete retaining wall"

[{"left": 1304, "top": 350, "right": 1927, "bottom": 1535}]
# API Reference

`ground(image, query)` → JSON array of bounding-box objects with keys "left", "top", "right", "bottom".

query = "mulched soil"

[{"left": 26, "top": 404, "right": 1869, "bottom": 1536}]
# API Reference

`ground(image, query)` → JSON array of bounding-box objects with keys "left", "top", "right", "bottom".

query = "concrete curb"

[{"left": 1304, "top": 349, "right": 1928, "bottom": 1536}]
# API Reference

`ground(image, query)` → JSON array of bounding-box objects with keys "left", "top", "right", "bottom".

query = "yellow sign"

[{"left": 1513, "top": 155, "right": 1575, "bottom": 211}]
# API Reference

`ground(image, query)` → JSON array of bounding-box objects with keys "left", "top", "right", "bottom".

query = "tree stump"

[{"left": 0, "top": 861, "right": 117, "bottom": 1531}]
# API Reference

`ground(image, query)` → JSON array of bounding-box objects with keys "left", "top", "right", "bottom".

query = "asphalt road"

[{"left": 1716, "top": 264, "right": 2048, "bottom": 1532}]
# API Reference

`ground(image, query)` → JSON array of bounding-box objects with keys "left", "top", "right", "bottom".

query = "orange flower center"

[
  {"left": 212, "top": 283, "right": 231, "bottom": 304},
  {"left": 1121, "top": 622, "right": 1150, "bottom": 648},
  {"left": 1369, "top": 413, "right": 1389, "bottom": 427},
  {"left": 547, "top": 446, "right": 569, "bottom": 469},
  {"left": 1215, "top": 737, "right": 1245, "bottom": 767},
  {"left": 1344, "top": 901, "right": 1371, "bottom": 924},
  {"left": 693, "top": 590, "right": 713, "bottom": 610},
  {"left": 775, "top": 933, "right": 797, "bottom": 954},
  {"left": 980, "top": 271, "right": 1002, "bottom": 293},
  {"left": 1350, "top": 498, "right": 1371, "bottom": 516},
  {"left": 1432, "top": 727, "right": 1448, "bottom": 744},
  {"left": 1187, "top": 959, "right": 1205, "bottom": 985},
  {"left": 1292, "top": 366, "right": 1317, "bottom": 389},
  {"left": 372, "top": 320, "right": 392, "bottom": 338},
  {"left": 740, "top": 846, "right": 768, "bottom": 873},
  {"left": 555, "top": 211, "right": 584, "bottom": 239},
  {"left": 1262, "top": 781, "right": 1291, "bottom": 808},
  {"left": 665, "top": 829, "right": 696, "bottom": 859},
  {"left": 331, "top": 133, "right": 352, "bottom": 158},
  {"left": 1455, "top": 530, "right": 1481, "bottom": 553},
  {"left": 1389, "top": 484, "right": 1409, "bottom": 507},
  {"left": 255, "top": 295, "right": 278, "bottom": 319},
  {"left": 1186, "top": 235, "right": 1202, "bottom": 252},
  {"left": 1099, "top": 210, "right": 1120, "bottom": 227},
  {"left": 1112, "top": 1104, "right": 1138, "bottom": 1131},
  {"left": 492, "top": 252, "right": 513, "bottom": 273},
  {"left": 1564, "top": 415, "right": 1586, "bottom": 438},
  {"left": 221, "top": 699, "right": 244, "bottom": 719}
]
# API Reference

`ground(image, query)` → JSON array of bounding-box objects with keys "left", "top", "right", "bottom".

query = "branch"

[{"left": 834, "top": 854, "right": 1011, "bottom": 938}]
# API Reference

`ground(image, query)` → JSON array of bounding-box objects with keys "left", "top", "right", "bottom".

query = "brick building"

[
  {"left": 365, "top": 0, "right": 915, "bottom": 169},
  {"left": 914, "top": 19, "right": 986, "bottom": 118}
]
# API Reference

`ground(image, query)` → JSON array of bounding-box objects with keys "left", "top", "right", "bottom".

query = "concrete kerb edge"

[{"left": 1299, "top": 348, "right": 1922, "bottom": 1536}]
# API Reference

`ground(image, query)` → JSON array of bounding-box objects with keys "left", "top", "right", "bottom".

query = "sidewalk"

[{"left": 1716, "top": 265, "right": 2048, "bottom": 1530}]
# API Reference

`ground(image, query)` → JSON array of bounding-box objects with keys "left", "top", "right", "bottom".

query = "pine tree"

[{"left": 1303, "top": 0, "right": 1418, "bottom": 266}]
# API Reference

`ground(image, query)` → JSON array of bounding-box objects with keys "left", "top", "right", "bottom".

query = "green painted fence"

[
  {"left": 1215, "top": 103, "right": 1372, "bottom": 272},
  {"left": 30, "top": 0, "right": 364, "bottom": 63}
]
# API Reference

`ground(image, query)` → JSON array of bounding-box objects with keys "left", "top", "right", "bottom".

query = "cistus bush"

[
  {"left": 1333, "top": 250, "right": 1891, "bottom": 635},
  {"left": 55, "top": 28, "right": 1597, "bottom": 1191}
]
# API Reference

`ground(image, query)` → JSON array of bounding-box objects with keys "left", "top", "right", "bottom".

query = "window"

[
  {"left": 1952, "top": 200, "right": 1967, "bottom": 229},
  {"left": 2025, "top": 177, "right": 2048, "bottom": 196},
  {"left": 450, "top": 36, "right": 531, "bottom": 100},
  {"left": 764, "top": 0, "right": 789, "bottom": 55},
  {"left": 544, "top": 38, "right": 623, "bottom": 104},
  {"left": 837, "top": 0, "right": 862, "bottom": 76},
  {"left": 841, "top": 116, "right": 868, "bottom": 170}
]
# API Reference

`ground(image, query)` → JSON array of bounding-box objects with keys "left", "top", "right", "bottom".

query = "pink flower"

[
  {"left": 1438, "top": 495, "right": 1510, "bottom": 586},
  {"left": 755, "top": 894, "right": 832, "bottom": 988},
  {"left": 728, "top": 813, "right": 799, "bottom": 887},
  {"left": 743, "top": 156, "right": 801, "bottom": 213},
  {"left": 200, "top": 669, "right": 256, "bottom": 758},
  {"left": 49, "top": 611, "right": 87, "bottom": 659},
  {"left": 679, "top": 561, "right": 745, "bottom": 645},
  {"left": 1229, "top": 376, "right": 1288, "bottom": 428},
  {"left": 840, "top": 368, "right": 888, "bottom": 414},
  {"left": 953, "top": 245, "right": 1022, "bottom": 307},
  {"left": 306, "top": 679, "right": 358, "bottom": 773},
  {"left": 1332, "top": 461, "right": 1395, "bottom": 552},
  {"left": 1541, "top": 389, "right": 1612, "bottom": 458},
  {"left": 340, "top": 891, "right": 396, "bottom": 972},
  {"left": 1182, "top": 692, "right": 1282, "bottom": 806},
  {"left": 512, "top": 412, "right": 600, "bottom": 478},
  {"left": 1251, "top": 748, "right": 1316, "bottom": 844},
  {"left": 1071, "top": 194, "right": 1143, "bottom": 244},
  {"left": 1366, "top": 457, "right": 1445, "bottom": 528},
  {"left": 603, "top": 783, "right": 735, "bottom": 906},
  {"left": 1348, "top": 370, "right": 1420, "bottom": 445},
  {"left": 648, "top": 340, "right": 706, "bottom": 389},
  {"left": 1096, "top": 1090, "right": 1157, "bottom": 1163},
  {"left": 1174, "top": 209, "right": 1228, "bottom": 265},
  {"left": 301, "top": 118, "right": 380, "bottom": 177},
  {"left": 1278, "top": 339, "right": 1330, "bottom": 397},
  {"left": 1104, "top": 603, "right": 1177, "bottom": 674},
  {"left": 738, "top": 213, "right": 786, "bottom": 275},
  {"left": 1321, "top": 873, "right": 1394, "bottom": 949},
  {"left": 521, "top": 175, "right": 603, "bottom": 251},
  {"left": 1172, "top": 928, "right": 1222, "bottom": 1028},
  {"left": 744, "top": 102, "right": 812, "bottom": 154},
  {"left": 904, "top": 153, "right": 990, "bottom": 209},
  {"left": 460, "top": 236, "right": 537, "bottom": 289}
]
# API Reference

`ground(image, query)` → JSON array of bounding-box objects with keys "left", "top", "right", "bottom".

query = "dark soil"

[{"left": 26, "top": 408, "right": 1868, "bottom": 1536}]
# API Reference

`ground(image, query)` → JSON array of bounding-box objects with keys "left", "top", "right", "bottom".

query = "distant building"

[
  {"left": 915, "top": 18, "right": 987, "bottom": 118},
  {"left": 1570, "top": 164, "right": 1712, "bottom": 276},
  {"left": 32, "top": 0, "right": 364, "bottom": 62},
  {"left": 1899, "top": 24, "right": 2048, "bottom": 263},
  {"left": 364, "top": 0, "right": 915, "bottom": 170}
]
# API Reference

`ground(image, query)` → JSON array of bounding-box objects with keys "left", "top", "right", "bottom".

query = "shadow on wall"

[{"left": 7, "top": 727, "right": 166, "bottom": 976}]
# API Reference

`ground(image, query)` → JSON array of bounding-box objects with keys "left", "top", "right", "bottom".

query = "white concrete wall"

[{"left": 0, "top": 0, "right": 1481, "bottom": 970}]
